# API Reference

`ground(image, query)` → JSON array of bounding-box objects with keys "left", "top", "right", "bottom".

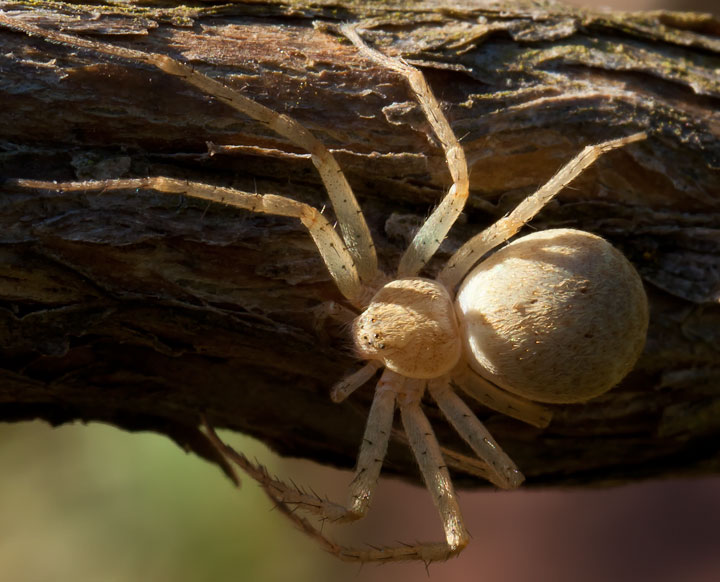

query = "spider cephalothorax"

[
  {"left": 353, "top": 278, "right": 461, "bottom": 378},
  {"left": 1, "top": 13, "right": 649, "bottom": 564}
]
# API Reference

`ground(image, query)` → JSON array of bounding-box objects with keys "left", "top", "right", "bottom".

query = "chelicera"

[{"left": 0, "top": 14, "right": 649, "bottom": 563}]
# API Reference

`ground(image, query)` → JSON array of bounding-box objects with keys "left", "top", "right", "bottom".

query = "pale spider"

[{"left": 1, "top": 14, "right": 649, "bottom": 563}]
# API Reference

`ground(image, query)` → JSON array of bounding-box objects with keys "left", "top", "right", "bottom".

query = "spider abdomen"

[
  {"left": 353, "top": 278, "right": 462, "bottom": 379},
  {"left": 455, "top": 228, "right": 648, "bottom": 404}
]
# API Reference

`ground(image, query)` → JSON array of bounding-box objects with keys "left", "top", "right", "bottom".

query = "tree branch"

[{"left": 0, "top": 0, "right": 719, "bottom": 488}]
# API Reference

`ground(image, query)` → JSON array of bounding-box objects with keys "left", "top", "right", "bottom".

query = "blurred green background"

[
  {"left": 0, "top": 422, "right": 347, "bottom": 581},
  {"left": 2, "top": 421, "right": 720, "bottom": 582}
]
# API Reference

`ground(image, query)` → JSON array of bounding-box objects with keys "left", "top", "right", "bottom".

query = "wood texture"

[{"left": 0, "top": 0, "right": 719, "bottom": 489}]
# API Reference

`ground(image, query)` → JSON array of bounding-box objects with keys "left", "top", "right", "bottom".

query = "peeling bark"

[{"left": 0, "top": 0, "right": 719, "bottom": 488}]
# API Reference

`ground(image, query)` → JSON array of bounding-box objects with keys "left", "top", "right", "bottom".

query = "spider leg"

[
  {"left": 396, "top": 379, "right": 470, "bottom": 560},
  {"left": 438, "top": 132, "right": 647, "bottom": 290},
  {"left": 344, "top": 367, "right": 397, "bottom": 518},
  {"left": 338, "top": 387, "right": 518, "bottom": 489},
  {"left": 204, "top": 375, "right": 464, "bottom": 563},
  {"left": 428, "top": 378, "right": 524, "bottom": 490},
  {"left": 389, "top": 426, "right": 506, "bottom": 487},
  {"left": 0, "top": 12, "right": 378, "bottom": 285},
  {"left": 452, "top": 363, "right": 552, "bottom": 428},
  {"left": 12, "top": 177, "right": 364, "bottom": 304},
  {"left": 341, "top": 24, "right": 470, "bottom": 278},
  {"left": 201, "top": 419, "right": 354, "bottom": 557}
]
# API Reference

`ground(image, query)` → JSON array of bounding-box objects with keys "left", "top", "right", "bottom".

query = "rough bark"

[{"left": 0, "top": 0, "right": 718, "bottom": 489}]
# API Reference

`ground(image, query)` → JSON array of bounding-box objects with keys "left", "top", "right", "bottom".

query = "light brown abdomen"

[{"left": 455, "top": 229, "right": 648, "bottom": 404}]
